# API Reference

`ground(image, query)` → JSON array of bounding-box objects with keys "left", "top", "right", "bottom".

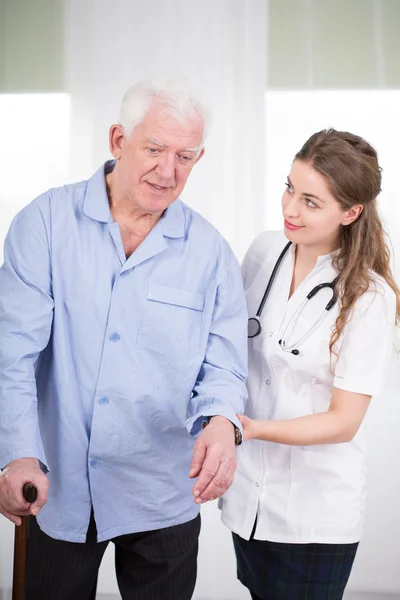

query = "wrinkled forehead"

[{"left": 133, "top": 105, "right": 204, "bottom": 150}]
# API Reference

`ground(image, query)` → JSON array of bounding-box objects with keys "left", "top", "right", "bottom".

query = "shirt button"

[
  {"left": 120, "top": 270, "right": 131, "bottom": 277},
  {"left": 90, "top": 459, "right": 101, "bottom": 468},
  {"left": 255, "top": 482, "right": 260, "bottom": 488},
  {"left": 98, "top": 396, "right": 109, "bottom": 405},
  {"left": 109, "top": 332, "right": 121, "bottom": 342},
  {"left": 269, "top": 332, "right": 273, "bottom": 337},
  {"left": 266, "top": 380, "right": 271, "bottom": 385}
]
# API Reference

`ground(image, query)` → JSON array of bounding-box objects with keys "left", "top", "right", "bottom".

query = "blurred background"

[{"left": 0, "top": 1, "right": 399, "bottom": 598}]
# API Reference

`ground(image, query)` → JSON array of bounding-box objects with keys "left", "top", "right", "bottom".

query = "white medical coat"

[{"left": 221, "top": 230, "right": 396, "bottom": 543}]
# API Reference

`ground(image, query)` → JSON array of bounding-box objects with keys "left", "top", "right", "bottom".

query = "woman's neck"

[
  {"left": 289, "top": 243, "right": 334, "bottom": 299},
  {"left": 295, "top": 242, "right": 334, "bottom": 270}
]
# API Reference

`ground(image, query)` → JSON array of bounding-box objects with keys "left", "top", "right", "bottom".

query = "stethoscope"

[{"left": 247, "top": 242, "right": 339, "bottom": 355}]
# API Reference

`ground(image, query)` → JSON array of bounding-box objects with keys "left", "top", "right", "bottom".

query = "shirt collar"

[
  {"left": 82, "top": 161, "right": 114, "bottom": 224},
  {"left": 160, "top": 198, "right": 186, "bottom": 239},
  {"left": 83, "top": 160, "right": 186, "bottom": 238},
  {"left": 316, "top": 249, "right": 339, "bottom": 266},
  {"left": 290, "top": 243, "right": 338, "bottom": 267}
]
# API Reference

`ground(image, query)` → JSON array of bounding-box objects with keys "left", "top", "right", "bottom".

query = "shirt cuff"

[
  {"left": 0, "top": 450, "right": 49, "bottom": 473},
  {"left": 186, "top": 411, "right": 242, "bottom": 437}
]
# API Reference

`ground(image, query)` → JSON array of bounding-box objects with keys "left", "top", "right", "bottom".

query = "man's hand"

[
  {"left": 189, "top": 416, "right": 236, "bottom": 504},
  {"left": 0, "top": 458, "right": 49, "bottom": 526}
]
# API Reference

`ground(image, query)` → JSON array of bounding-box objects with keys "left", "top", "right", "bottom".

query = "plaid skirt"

[{"left": 232, "top": 533, "right": 358, "bottom": 600}]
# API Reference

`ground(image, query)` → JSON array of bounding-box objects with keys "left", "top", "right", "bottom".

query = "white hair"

[{"left": 118, "top": 78, "right": 212, "bottom": 147}]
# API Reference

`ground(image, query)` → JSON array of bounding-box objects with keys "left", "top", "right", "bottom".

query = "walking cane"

[{"left": 12, "top": 483, "right": 38, "bottom": 600}]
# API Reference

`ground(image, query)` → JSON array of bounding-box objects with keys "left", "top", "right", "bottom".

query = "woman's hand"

[
  {"left": 237, "top": 387, "right": 372, "bottom": 446},
  {"left": 237, "top": 414, "right": 260, "bottom": 441}
]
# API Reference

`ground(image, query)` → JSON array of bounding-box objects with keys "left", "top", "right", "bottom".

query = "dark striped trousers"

[{"left": 26, "top": 512, "right": 200, "bottom": 600}]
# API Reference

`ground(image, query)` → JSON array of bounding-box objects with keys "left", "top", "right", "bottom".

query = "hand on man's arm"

[
  {"left": 189, "top": 416, "right": 237, "bottom": 504},
  {"left": 186, "top": 254, "right": 248, "bottom": 504},
  {"left": 0, "top": 458, "right": 49, "bottom": 526}
]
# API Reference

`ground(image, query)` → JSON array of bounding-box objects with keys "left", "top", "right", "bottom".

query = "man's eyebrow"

[
  {"left": 149, "top": 137, "right": 164, "bottom": 148},
  {"left": 148, "top": 138, "right": 201, "bottom": 154}
]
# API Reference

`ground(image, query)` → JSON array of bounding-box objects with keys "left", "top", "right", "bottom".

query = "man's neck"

[{"left": 105, "top": 172, "right": 162, "bottom": 234}]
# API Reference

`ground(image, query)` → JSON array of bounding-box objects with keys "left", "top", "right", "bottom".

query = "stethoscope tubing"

[
  {"left": 247, "top": 242, "right": 292, "bottom": 340},
  {"left": 255, "top": 241, "right": 292, "bottom": 317},
  {"left": 248, "top": 241, "right": 339, "bottom": 353}
]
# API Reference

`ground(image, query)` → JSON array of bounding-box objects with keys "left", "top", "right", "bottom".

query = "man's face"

[{"left": 110, "top": 105, "right": 205, "bottom": 215}]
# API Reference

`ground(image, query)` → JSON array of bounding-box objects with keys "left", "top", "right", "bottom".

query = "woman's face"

[{"left": 281, "top": 159, "right": 361, "bottom": 254}]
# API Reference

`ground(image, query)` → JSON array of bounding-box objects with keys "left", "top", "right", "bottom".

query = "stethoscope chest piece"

[{"left": 248, "top": 317, "right": 262, "bottom": 339}]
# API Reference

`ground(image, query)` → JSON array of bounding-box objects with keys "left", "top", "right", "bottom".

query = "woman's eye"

[
  {"left": 285, "top": 182, "right": 293, "bottom": 193},
  {"left": 305, "top": 197, "right": 317, "bottom": 208}
]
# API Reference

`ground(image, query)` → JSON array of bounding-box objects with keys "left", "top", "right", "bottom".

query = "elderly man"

[{"left": 0, "top": 80, "right": 247, "bottom": 599}]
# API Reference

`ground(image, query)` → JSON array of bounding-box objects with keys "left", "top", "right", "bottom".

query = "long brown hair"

[{"left": 295, "top": 128, "right": 400, "bottom": 356}]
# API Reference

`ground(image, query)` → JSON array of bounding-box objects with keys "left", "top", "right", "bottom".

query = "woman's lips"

[{"left": 284, "top": 219, "right": 303, "bottom": 231}]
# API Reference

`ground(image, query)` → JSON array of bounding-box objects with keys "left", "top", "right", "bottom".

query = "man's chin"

[{"left": 142, "top": 195, "right": 176, "bottom": 215}]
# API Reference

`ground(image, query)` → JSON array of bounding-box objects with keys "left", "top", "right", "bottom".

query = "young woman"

[{"left": 220, "top": 129, "right": 400, "bottom": 600}]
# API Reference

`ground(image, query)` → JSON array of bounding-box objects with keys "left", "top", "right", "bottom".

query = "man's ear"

[
  {"left": 109, "top": 124, "right": 126, "bottom": 160},
  {"left": 342, "top": 204, "right": 363, "bottom": 226},
  {"left": 195, "top": 147, "right": 205, "bottom": 164}
]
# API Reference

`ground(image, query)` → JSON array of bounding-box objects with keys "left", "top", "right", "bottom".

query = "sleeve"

[
  {"left": 333, "top": 282, "right": 396, "bottom": 396},
  {"left": 240, "top": 230, "right": 278, "bottom": 291},
  {"left": 240, "top": 240, "right": 256, "bottom": 288},
  {"left": 185, "top": 253, "right": 248, "bottom": 436},
  {"left": 241, "top": 232, "right": 265, "bottom": 290},
  {"left": 0, "top": 198, "right": 54, "bottom": 469}
]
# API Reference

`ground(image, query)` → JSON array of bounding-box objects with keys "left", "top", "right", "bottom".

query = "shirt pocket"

[
  {"left": 137, "top": 284, "right": 205, "bottom": 358},
  {"left": 286, "top": 447, "right": 365, "bottom": 529}
]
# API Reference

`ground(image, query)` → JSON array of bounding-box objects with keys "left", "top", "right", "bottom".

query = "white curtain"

[
  {"left": 268, "top": 0, "right": 400, "bottom": 90},
  {"left": 265, "top": 1, "right": 400, "bottom": 596},
  {"left": 64, "top": 0, "right": 268, "bottom": 262}
]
